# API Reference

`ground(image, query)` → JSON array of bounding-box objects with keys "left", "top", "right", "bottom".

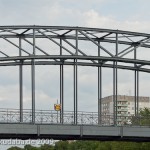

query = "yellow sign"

[{"left": 54, "top": 104, "right": 61, "bottom": 111}]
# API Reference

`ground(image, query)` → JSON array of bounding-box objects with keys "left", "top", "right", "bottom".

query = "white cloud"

[
  {"left": 83, "top": 9, "right": 150, "bottom": 33},
  {"left": 0, "top": 0, "right": 150, "bottom": 114},
  {"left": 0, "top": 1, "right": 150, "bottom": 150},
  {"left": 0, "top": 0, "right": 149, "bottom": 34},
  {"left": 0, "top": 84, "right": 19, "bottom": 102}
]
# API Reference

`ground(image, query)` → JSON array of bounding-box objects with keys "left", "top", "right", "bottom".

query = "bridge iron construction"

[{"left": 0, "top": 26, "right": 150, "bottom": 141}]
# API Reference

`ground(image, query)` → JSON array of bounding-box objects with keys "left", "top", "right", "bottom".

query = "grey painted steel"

[
  {"left": 1, "top": 55, "right": 150, "bottom": 67},
  {"left": 135, "top": 70, "right": 137, "bottom": 115},
  {"left": 74, "top": 30, "right": 78, "bottom": 125},
  {"left": 137, "top": 71, "right": 139, "bottom": 115},
  {"left": 0, "top": 60, "right": 150, "bottom": 73},
  {"left": 123, "top": 127, "right": 150, "bottom": 137},
  {"left": 1, "top": 108, "right": 150, "bottom": 126},
  {"left": 76, "top": 30, "right": 78, "bottom": 125},
  {"left": 98, "top": 41, "right": 102, "bottom": 125},
  {"left": 79, "top": 30, "right": 114, "bottom": 57},
  {"left": 60, "top": 38, "right": 64, "bottom": 124},
  {"left": 134, "top": 47, "right": 137, "bottom": 116},
  {"left": 113, "top": 62, "right": 116, "bottom": 125},
  {"left": 31, "top": 29, "right": 35, "bottom": 123},
  {"left": 82, "top": 126, "right": 120, "bottom": 136},
  {"left": 1, "top": 26, "right": 150, "bottom": 131},
  {"left": 0, "top": 124, "right": 37, "bottom": 134},
  {"left": 74, "top": 58, "right": 78, "bottom": 125},
  {"left": 40, "top": 124, "right": 80, "bottom": 135},
  {"left": 0, "top": 25, "right": 150, "bottom": 37},
  {"left": 19, "top": 37, "right": 23, "bottom": 122},
  {"left": 115, "top": 33, "right": 118, "bottom": 125},
  {"left": 0, "top": 123, "right": 150, "bottom": 140},
  {"left": 1, "top": 55, "right": 150, "bottom": 66},
  {"left": 1, "top": 34, "right": 150, "bottom": 49}
]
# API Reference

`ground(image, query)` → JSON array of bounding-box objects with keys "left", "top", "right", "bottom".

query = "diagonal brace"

[
  {"left": 0, "top": 36, "right": 31, "bottom": 55},
  {"left": 79, "top": 30, "right": 114, "bottom": 57},
  {"left": 37, "top": 29, "right": 74, "bottom": 55},
  {"left": 120, "top": 37, "right": 150, "bottom": 58},
  {"left": 62, "top": 39, "right": 96, "bottom": 63}
]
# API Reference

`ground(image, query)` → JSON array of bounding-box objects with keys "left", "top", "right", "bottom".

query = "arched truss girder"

[
  {"left": 0, "top": 26, "right": 150, "bottom": 126},
  {"left": 0, "top": 55, "right": 150, "bottom": 72},
  {"left": 0, "top": 26, "right": 149, "bottom": 69}
]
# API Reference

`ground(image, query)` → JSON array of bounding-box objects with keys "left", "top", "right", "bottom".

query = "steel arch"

[{"left": 0, "top": 26, "right": 150, "bottom": 125}]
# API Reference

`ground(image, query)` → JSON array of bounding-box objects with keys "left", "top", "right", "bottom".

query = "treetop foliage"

[{"left": 7, "top": 141, "right": 150, "bottom": 150}]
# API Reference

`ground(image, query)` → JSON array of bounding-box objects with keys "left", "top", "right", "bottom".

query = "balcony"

[
  {"left": 117, "top": 113, "right": 128, "bottom": 117},
  {"left": 117, "top": 116, "right": 128, "bottom": 121},
  {"left": 117, "top": 103, "right": 128, "bottom": 107},
  {"left": 117, "top": 108, "right": 128, "bottom": 111}
]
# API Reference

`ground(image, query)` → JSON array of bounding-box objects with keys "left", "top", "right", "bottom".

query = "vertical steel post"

[
  {"left": 62, "top": 66, "right": 64, "bottom": 122},
  {"left": 98, "top": 41, "right": 102, "bottom": 125},
  {"left": 135, "top": 71, "right": 137, "bottom": 116},
  {"left": 32, "top": 28, "right": 36, "bottom": 123},
  {"left": 60, "top": 41, "right": 62, "bottom": 123},
  {"left": 60, "top": 38, "right": 64, "bottom": 124},
  {"left": 115, "top": 63, "right": 118, "bottom": 124},
  {"left": 19, "top": 37, "right": 23, "bottom": 122},
  {"left": 74, "top": 29, "right": 78, "bottom": 125},
  {"left": 74, "top": 61, "right": 76, "bottom": 124},
  {"left": 115, "top": 33, "right": 118, "bottom": 125},
  {"left": 76, "top": 30, "right": 78, "bottom": 125},
  {"left": 113, "top": 62, "right": 116, "bottom": 125},
  {"left": 113, "top": 33, "right": 118, "bottom": 126},
  {"left": 137, "top": 70, "right": 139, "bottom": 115},
  {"left": 134, "top": 47, "right": 137, "bottom": 116}
]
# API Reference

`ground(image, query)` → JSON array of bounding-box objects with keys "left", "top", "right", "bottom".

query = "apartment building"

[{"left": 101, "top": 95, "right": 150, "bottom": 125}]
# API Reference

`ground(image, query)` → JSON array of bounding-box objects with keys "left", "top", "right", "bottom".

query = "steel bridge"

[{"left": 0, "top": 26, "right": 150, "bottom": 141}]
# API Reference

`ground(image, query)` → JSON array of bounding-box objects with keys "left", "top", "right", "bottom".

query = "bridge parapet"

[{"left": 0, "top": 108, "right": 150, "bottom": 127}]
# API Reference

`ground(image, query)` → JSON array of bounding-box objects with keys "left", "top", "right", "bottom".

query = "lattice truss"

[
  {"left": 0, "top": 26, "right": 149, "bottom": 71},
  {"left": 0, "top": 26, "right": 150, "bottom": 125}
]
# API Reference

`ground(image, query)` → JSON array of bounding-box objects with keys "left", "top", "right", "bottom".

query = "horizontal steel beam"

[
  {"left": 0, "top": 26, "right": 150, "bottom": 37},
  {"left": 0, "top": 60, "right": 150, "bottom": 73},
  {"left": 0, "top": 55, "right": 150, "bottom": 66},
  {"left": 0, "top": 34, "right": 150, "bottom": 49}
]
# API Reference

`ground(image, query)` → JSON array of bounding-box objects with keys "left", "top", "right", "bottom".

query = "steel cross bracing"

[{"left": 0, "top": 26, "right": 150, "bottom": 125}]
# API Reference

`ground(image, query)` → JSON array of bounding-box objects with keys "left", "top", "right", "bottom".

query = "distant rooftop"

[{"left": 102, "top": 95, "right": 150, "bottom": 102}]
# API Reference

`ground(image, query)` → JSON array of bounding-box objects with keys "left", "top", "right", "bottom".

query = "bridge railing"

[
  {"left": 0, "top": 108, "right": 149, "bottom": 126},
  {"left": 0, "top": 108, "right": 100, "bottom": 125}
]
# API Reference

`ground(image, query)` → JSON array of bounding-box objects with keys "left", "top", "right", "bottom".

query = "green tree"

[
  {"left": 54, "top": 141, "right": 69, "bottom": 150},
  {"left": 139, "top": 107, "right": 150, "bottom": 125},
  {"left": 41, "top": 144, "right": 54, "bottom": 150},
  {"left": 7, "top": 146, "right": 23, "bottom": 150},
  {"left": 140, "top": 142, "right": 150, "bottom": 150},
  {"left": 7, "top": 140, "right": 150, "bottom": 150},
  {"left": 131, "top": 107, "right": 150, "bottom": 126},
  {"left": 97, "top": 142, "right": 111, "bottom": 150},
  {"left": 24, "top": 145, "right": 40, "bottom": 150},
  {"left": 110, "top": 142, "right": 141, "bottom": 150}
]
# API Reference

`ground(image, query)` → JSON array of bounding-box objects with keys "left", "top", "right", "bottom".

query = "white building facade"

[{"left": 101, "top": 95, "right": 150, "bottom": 125}]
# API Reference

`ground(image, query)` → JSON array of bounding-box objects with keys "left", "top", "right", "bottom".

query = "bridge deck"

[
  {"left": 0, "top": 109, "right": 150, "bottom": 141},
  {"left": 0, "top": 123, "right": 150, "bottom": 141}
]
